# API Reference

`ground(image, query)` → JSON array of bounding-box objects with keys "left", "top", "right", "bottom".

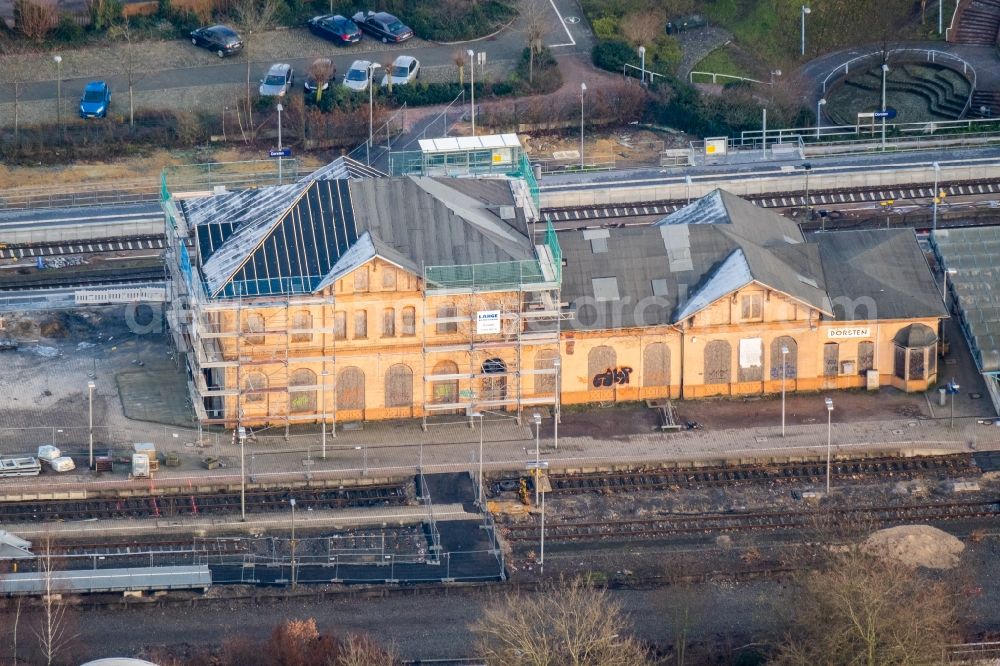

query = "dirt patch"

[{"left": 863, "top": 525, "right": 965, "bottom": 569}]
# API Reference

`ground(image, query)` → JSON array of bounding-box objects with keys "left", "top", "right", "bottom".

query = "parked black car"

[
  {"left": 190, "top": 25, "right": 244, "bottom": 57},
  {"left": 351, "top": 10, "right": 413, "bottom": 43},
  {"left": 307, "top": 14, "right": 362, "bottom": 44}
]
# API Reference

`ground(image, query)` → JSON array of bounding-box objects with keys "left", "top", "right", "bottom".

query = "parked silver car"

[
  {"left": 259, "top": 63, "right": 294, "bottom": 97},
  {"left": 343, "top": 59, "right": 385, "bottom": 92},
  {"left": 386, "top": 55, "right": 420, "bottom": 86}
]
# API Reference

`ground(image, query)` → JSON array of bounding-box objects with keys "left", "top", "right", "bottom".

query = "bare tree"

[
  {"left": 32, "top": 537, "right": 77, "bottom": 666},
  {"left": 453, "top": 50, "right": 466, "bottom": 86},
  {"left": 233, "top": 0, "right": 279, "bottom": 134},
  {"left": 471, "top": 577, "right": 654, "bottom": 666},
  {"left": 336, "top": 632, "right": 399, "bottom": 666},
  {"left": 770, "top": 546, "right": 963, "bottom": 665},
  {"left": 307, "top": 58, "right": 334, "bottom": 103},
  {"left": 5, "top": 68, "right": 25, "bottom": 150},
  {"left": 13, "top": 0, "right": 56, "bottom": 41},
  {"left": 522, "top": 0, "right": 546, "bottom": 85},
  {"left": 621, "top": 9, "right": 667, "bottom": 46},
  {"left": 111, "top": 18, "right": 145, "bottom": 129}
]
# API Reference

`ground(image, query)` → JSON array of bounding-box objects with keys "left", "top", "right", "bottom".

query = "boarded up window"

[
  {"left": 534, "top": 349, "right": 558, "bottom": 395},
  {"left": 333, "top": 311, "right": 347, "bottom": 340},
  {"left": 704, "top": 340, "right": 731, "bottom": 384},
  {"left": 431, "top": 360, "right": 459, "bottom": 405},
  {"left": 741, "top": 294, "right": 763, "bottom": 319},
  {"left": 770, "top": 336, "right": 798, "bottom": 379},
  {"left": 244, "top": 313, "right": 265, "bottom": 344},
  {"left": 291, "top": 311, "right": 312, "bottom": 343},
  {"left": 436, "top": 306, "right": 458, "bottom": 333},
  {"left": 824, "top": 343, "right": 840, "bottom": 377},
  {"left": 381, "top": 267, "right": 396, "bottom": 290},
  {"left": 385, "top": 364, "right": 413, "bottom": 408},
  {"left": 383, "top": 308, "right": 395, "bottom": 337},
  {"left": 858, "top": 341, "right": 875, "bottom": 373},
  {"left": 908, "top": 348, "right": 925, "bottom": 380},
  {"left": 337, "top": 367, "right": 365, "bottom": 411},
  {"left": 354, "top": 268, "right": 369, "bottom": 292},
  {"left": 643, "top": 343, "right": 670, "bottom": 387},
  {"left": 244, "top": 372, "right": 267, "bottom": 403},
  {"left": 289, "top": 368, "right": 316, "bottom": 413},
  {"left": 894, "top": 345, "right": 906, "bottom": 379},
  {"left": 738, "top": 338, "right": 763, "bottom": 382},
  {"left": 482, "top": 358, "right": 507, "bottom": 401},
  {"left": 354, "top": 310, "right": 367, "bottom": 339},
  {"left": 402, "top": 306, "right": 416, "bottom": 336},
  {"left": 587, "top": 346, "right": 617, "bottom": 390}
]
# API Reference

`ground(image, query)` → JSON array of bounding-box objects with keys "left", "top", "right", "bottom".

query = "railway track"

[
  {"left": 0, "top": 483, "right": 409, "bottom": 523},
  {"left": 542, "top": 453, "right": 981, "bottom": 495},
  {"left": 0, "top": 266, "right": 164, "bottom": 291},
  {"left": 502, "top": 499, "right": 1000, "bottom": 543},
  {"left": 540, "top": 178, "right": 1000, "bottom": 227},
  {"left": 0, "top": 235, "right": 165, "bottom": 260}
]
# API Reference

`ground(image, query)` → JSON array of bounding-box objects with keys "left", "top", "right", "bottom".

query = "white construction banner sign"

[{"left": 476, "top": 310, "right": 502, "bottom": 335}]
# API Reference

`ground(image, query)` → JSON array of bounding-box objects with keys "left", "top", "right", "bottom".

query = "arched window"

[
  {"left": 402, "top": 306, "right": 416, "bottom": 336},
  {"left": 534, "top": 349, "right": 558, "bottom": 395},
  {"left": 770, "top": 336, "right": 798, "bottom": 379},
  {"left": 385, "top": 364, "right": 413, "bottom": 408},
  {"left": 482, "top": 357, "right": 507, "bottom": 402},
  {"left": 643, "top": 343, "right": 670, "bottom": 387},
  {"left": 337, "top": 367, "right": 365, "bottom": 411},
  {"left": 431, "top": 360, "right": 459, "bottom": 405},
  {"left": 291, "top": 311, "right": 312, "bottom": 343},
  {"left": 244, "top": 312, "right": 265, "bottom": 344},
  {"left": 858, "top": 341, "right": 875, "bottom": 373},
  {"left": 289, "top": 368, "right": 317, "bottom": 413},
  {"left": 824, "top": 342, "right": 840, "bottom": 377},
  {"left": 244, "top": 372, "right": 267, "bottom": 403},
  {"left": 704, "top": 340, "right": 732, "bottom": 384}
]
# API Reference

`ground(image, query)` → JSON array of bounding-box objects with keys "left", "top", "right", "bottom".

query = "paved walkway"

[{"left": 677, "top": 26, "right": 734, "bottom": 79}]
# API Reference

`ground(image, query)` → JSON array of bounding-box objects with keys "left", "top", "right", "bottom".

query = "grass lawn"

[{"left": 691, "top": 46, "right": 745, "bottom": 79}]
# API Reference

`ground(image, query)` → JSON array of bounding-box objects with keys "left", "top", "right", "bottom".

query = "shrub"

[
  {"left": 649, "top": 35, "right": 681, "bottom": 75},
  {"left": 592, "top": 39, "right": 635, "bottom": 73},
  {"left": 591, "top": 16, "right": 619, "bottom": 41},
  {"left": 53, "top": 13, "right": 85, "bottom": 43},
  {"left": 88, "top": 0, "right": 123, "bottom": 32}
]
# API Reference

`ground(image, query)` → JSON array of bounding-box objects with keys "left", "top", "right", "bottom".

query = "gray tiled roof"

[{"left": 561, "top": 190, "right": 944, "bottom": 330}]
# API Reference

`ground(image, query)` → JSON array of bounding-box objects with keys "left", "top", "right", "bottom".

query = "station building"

[{"left": 162, "top": 156, "right": 947, "bottom": 430}]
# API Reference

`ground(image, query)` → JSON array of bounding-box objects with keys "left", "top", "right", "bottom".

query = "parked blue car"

[{"left": 79, "top": 81, "right": 110, "bottom": 118}]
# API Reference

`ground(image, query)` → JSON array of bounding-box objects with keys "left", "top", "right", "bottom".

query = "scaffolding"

[{"left": 420, "top": 222, "right": 563, "bottom": 426}]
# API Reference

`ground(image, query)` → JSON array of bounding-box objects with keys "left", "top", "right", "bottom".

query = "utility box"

[
  {"left": 132, "top": 453, "right": 150, "bottom": 478},
  {"left": 866, "top": 370, "right": 879, "bottom": 391}
]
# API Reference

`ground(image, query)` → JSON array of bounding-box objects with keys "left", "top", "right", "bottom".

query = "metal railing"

[
  {"left": 820, "top": 48, "right": 976, "bottom": 118},
  {"left": 531, "top": 153, "right": 617, "bottom": 173},
  {"left": 688, "top": 71, "right": 763, "bottom": 85},
  {"left": 623, "top": 63, "right": 666, "bottom": 84},
  {"left": 346, "top": 103, "right": 408, "bottom": 167}
]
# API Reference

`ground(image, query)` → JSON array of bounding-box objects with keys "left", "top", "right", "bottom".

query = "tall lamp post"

[
  {"left": 472, "top": 411, "right": 484, "bottom": 507},
  {"left": 824, "top": 397, "right": 834, "bottom": 494},
  {"left": 939, "top": 0, "right": 944, "bottom": 34},
  {"left": 815, "top": 98, "right": 826, "bottom": 140},
  {"left": 579, "top": 82, "right": 587, "bottom": 170},
  {"left": 238, "top": 426, "right": 247, "bottom": 521},
  {"left": 942, "top": 267, "right": 957, "bottom": 306},
  {"left": 87, "top": 380, "right": 96, "bottom": 469},
  {"left": 881, "top": 63, "right": 890, "bottom": 152},
  {"left": 533, "top": 412, "right": 541, "bottom": 505},
  {"left": 800, "top": 6, "right": 811, "bottom": 57},
  {"left": 368, "top": 63, "right": 377, "bottom": 163},
  {"left": 932, "top": 161, "right": 942, "bottom": 231},
  {"left": 948, "top": 379, "right": 960, "bottom": 428},
  {"left": 320, "top": 370, "right": 329, "bottom": 459},
  {"left": 468, "top": 49, "right": 476, "bottom": 136},
  {"left": 780, "top": 346, "right": 788, "bottom": 437},
  {"left": 276, "top": 102, "right": 284, "bottom": 183},
  {"left": 53, "top": 55, "right": 63, "bottom": 134},
  {"left": 289, "top": 497, "right": 297, "bottom": 589},
  {"left": 803, "top": 162, "right": 813, "bottom": 222},
  {"left": 638, "top": 45, "right": 646, "bottom": 85}
]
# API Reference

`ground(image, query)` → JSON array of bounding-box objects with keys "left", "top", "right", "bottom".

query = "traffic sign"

[
  {"left": 269, "top": 148, "right": 291, "bottom": 158},
  {"left": 873, "top": 108, "right": 897, "bottom": 119}
]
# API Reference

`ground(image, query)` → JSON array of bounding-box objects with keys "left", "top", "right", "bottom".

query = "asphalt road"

[{"left": 0, "top": 0, "right": 593, "bottom": 106}]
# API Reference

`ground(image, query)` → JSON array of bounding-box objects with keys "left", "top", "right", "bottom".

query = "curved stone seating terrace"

[{"left": 825, "top": 61, "right": 972, "bottom": 125}]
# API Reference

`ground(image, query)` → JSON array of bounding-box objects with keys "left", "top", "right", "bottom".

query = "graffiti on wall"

[{"left": 592, "top": 367, "right": 633, "bottom": 387}]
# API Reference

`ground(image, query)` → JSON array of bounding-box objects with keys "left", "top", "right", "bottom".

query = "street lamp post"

[
  {"left": 781, "top": 346, "right": 788, "bottom": 437},
  {"left": 638, "top": 45, "right": 646, "bottom": 85},
  {"left": 685, "top": 175, "right": 693, "bottom": 204},
  {"left": 801, "top": 6, "right": 811, "bottom": 57},
  {"left": 943, "top": 267, "right": 957, "bottom": 306},
  {"left": 948, "top": 379, "right": 960, "bottom": 428},
  {"left": 553, "top": 358, "right": 561, "bottom": 450},
  {"left": 289, "top": 497, "right": 297, "bottom": 589},
  {"left": 238, "top": 426, "right": 247, "bottom": 521},
  {"left": 320, "top": 370, "right": 328, "bottom": 459},
  {"left": 468, "top": 49, "right": 476, "bottom": 136},
  {"left": 803, "top": 162, "right": 813, "bottom": 222},
  {"left": 881, "top": 63, "right": 890, "bottom": 152},
  {"left": 87, "top": 380, "right": 95, "bottom": 469},
  {"left": 932, "top": 161, "right": 941, "bottom": 231},
  {"left": 533, "top": 412, "right": 541, "bottom": 505},
  {"left": 580, "top": 82, "right": 587, "bottom": 170},
  {"left": 939, "top": 0, "right": 944, "bottom": 34},
  {"left": 815, "top": 98, "right": 826, "bottom": 140},
  {"left": 539, "top": 480, "right": 545, "bottom": 574},
  {"left": 472, "top": 411, "right": 485, "bottom": 507},
  {"left": 368, "top": 64, "right": 377, "bottom": 163},
  {"left": 53, "top": 55, "right": 63, "bottom": 134},
  {"left": 825, "top": 397, "right": 833, "bottom": 494},
  {"left": 276, "top": 102, "right": 284, "bottom": 184}
]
